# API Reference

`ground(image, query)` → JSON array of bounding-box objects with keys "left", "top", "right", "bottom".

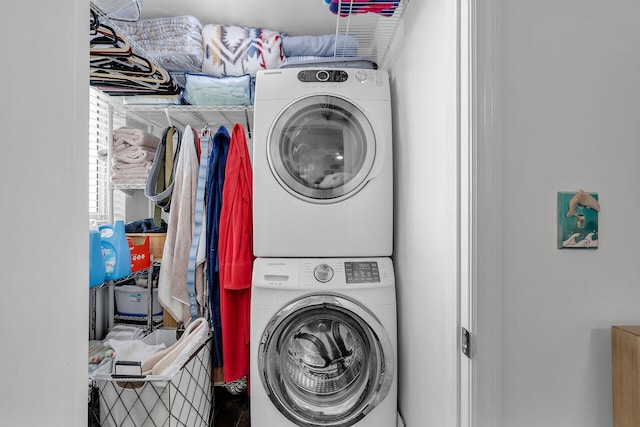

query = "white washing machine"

[
  {"left": 252, "top": 68, "right": 393, "bottom": 257},
  {"left": 250, "top": 257, "right": 397, "bottom": 427}
]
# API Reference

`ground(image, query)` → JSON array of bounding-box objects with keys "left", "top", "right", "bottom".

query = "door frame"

[{"left": 459, "top": 0, "right": 502, "bottom": 426}]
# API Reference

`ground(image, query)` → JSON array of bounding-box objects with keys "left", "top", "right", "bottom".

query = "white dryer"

[
  {"left": 250, "top": 257, "right": 397, "bottom": 427},
  {"left": 252, "top": 68, "right": 393, "bottom": 257}
]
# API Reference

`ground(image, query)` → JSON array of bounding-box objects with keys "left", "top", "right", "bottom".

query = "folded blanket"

[
  {"left": 89, "top": 340, "right": 115, "bottom": 364},
  {"left": 116, "top": 16, "right": 203, "bottom": 73},
  {"left": 202, "top": 24, "right": 284, "bottom": 77},
  {"left": 104, "top": 324, "right": 147, "bottom": 341},
  {"left": 183, "top": 73, "right": 253, "bottom": 106},
  {"left": 282, "top": 34, "right": 359, "bottom": 57}
]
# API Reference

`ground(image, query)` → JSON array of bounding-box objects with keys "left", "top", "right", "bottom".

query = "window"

[{"left": 88, "top": 87, "right": 126, "bottom": 223}]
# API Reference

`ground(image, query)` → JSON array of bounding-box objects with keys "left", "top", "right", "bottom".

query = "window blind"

[{"left": 88, "top": 87, "right": 126, "bottom": 223}]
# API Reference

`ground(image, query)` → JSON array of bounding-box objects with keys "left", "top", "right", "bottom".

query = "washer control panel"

[
  {"left": 313, "top": 263, "right": 334, "bottom": 282},
  {"left": 344, "top": 261, "right": 381, "bottom": 284},
  {"left": 297, "top": 69, "right": 349, "bottom": 83},
  {"left": 253, "top": 258, "right": 393, "bottom": 290}
]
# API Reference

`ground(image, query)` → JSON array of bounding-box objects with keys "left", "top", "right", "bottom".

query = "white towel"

[
  {"left": 157, "top": 126, "right": 205, "bottom": 324},
  {"left": 104, "top": 339, "right": 166, "bottom": 365},
  {"left": 114, "top": 126, "right": 160, "bottom": 150},
  {"left": 140, "top": 317, "right": 209, "bottom": 377}
]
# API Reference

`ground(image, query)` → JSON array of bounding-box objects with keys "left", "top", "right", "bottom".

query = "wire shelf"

[
  {"left": 124, "top": 105, "right": 254, "bottom": 137},
  {"left": 334, "top": 0, "right": 408, "bottom": 65}
]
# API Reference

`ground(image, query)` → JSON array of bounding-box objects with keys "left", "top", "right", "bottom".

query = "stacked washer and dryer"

[{"left": 250, "top": 67, "right": 397, "bottom": 426}]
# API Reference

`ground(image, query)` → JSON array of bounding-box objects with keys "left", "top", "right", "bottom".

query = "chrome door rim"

[
  {"left": 267, "top": 95, "right": 376, "bottom": 204},
  {"left": 258, "top": 293, "right": 394, "bottom": 426}
]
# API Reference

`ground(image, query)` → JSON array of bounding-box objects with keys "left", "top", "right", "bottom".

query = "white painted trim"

[
  {"left": 471, "top": 0, "right": 502, "bottom": 426},
  {"left": 458, "top": 1, "right": 473, "bottom": 426}
]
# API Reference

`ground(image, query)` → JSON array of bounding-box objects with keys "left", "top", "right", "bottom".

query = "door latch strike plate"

[{"left": 461, "top": 327, "right": 472, "bottom": 359}]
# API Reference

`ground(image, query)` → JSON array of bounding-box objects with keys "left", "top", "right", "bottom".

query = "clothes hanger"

[
  {"left": 90, "top": 53, "right": 155, "bottom": 76},
  {"left": 90, "top": 26, "right": 132, "bottom": 56},
  {"left": 88, "top": 8, "right": 179, "bottom": 96}
]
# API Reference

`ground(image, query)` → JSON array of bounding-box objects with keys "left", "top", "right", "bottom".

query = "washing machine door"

[
  {"left": 258, "top": 294, "right": 394, "bottom": 427},
  {"left": 267, "top": 94, "right": 376, "bottom": 203}
]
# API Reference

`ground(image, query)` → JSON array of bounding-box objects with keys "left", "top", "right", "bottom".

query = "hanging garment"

[
  {"left": 205, "top": 126, "right": 230, "bottom": 368},
  {"left": 186, "top": 131, "right": 211, "bottom": 321},
  {"left": 326, "top": 0, "right": 399, "bottom": 16},
  {"left": 157, "top": 126, "right": 205, "bottom": 324},
  {"left": 218, "top": 123, "right": 254, "bottom": 382},
  {"left": 145, "top": 126, "right": 182, "bottom": 225}
]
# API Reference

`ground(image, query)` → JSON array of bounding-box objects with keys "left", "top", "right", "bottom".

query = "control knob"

[{"left": 314, "top": 263, "right": 334, "bottom": 283}]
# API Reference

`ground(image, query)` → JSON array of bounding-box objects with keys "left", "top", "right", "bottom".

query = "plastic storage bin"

[
  {"left": 114, "top": 284, "right": 162, "bottom": 317},
  {"left": 89, "top": 329, "right": 213, "bottom": 427}
]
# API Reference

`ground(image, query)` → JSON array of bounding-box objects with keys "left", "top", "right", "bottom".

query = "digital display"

[{"left": 344, "top": 262, "right": 380, "bottom": 284}]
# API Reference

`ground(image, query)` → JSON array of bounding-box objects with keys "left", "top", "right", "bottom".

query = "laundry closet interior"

[{"left": 86, "top": 0, "right": 425, "bottom": 426}]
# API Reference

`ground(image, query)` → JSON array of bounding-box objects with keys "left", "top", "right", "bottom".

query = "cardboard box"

[{"left": 126, "top": 233, "right": 166, "bottom": 261}]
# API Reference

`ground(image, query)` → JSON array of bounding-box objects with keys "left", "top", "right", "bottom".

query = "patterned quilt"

[{"left": 202, "top": 24, "right": 284, "bottom": 78}]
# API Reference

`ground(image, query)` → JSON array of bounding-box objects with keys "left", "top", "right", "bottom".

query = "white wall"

[
  {"left": 0, "top": 1, "right": 88, "bottom": 426},
  {"left": 388, "top": 0, "right": 460, "bottom": 425},
  {"left": 502, "top": 1, "right": 640, "bottom": 426},
  {"left": 142, "top": 0, "right": 337, "bottom": 35}
]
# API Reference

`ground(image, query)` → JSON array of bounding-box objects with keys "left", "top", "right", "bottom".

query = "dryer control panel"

[{"left": 297, "top": 69, "right": 349, "bottom": 83}]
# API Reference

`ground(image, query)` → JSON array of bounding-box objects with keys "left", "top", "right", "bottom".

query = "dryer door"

[
  {"left": 258, "top": 294, "right": 394, "bottom": 427},
  {"left": 267, "top": 94, "right": 376, "bottom": 203}
]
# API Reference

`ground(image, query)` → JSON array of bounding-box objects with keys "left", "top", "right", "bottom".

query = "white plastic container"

[{"left": 114, "top": 284, "right": 162, "bottom": 316}]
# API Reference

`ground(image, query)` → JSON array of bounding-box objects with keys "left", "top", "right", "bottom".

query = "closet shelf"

[{"left": 124, "top": 105, "right": 254, "bottom": 134}]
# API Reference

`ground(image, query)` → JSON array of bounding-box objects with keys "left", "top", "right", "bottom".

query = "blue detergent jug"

[
  {"left": 99, "top": 219, "right": 131, "bottom": 281},
  {"left": 89, "top": 220, "right": 106, "bottom": 287}
]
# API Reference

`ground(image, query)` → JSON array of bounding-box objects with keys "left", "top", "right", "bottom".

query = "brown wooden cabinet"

[{"left": 612, "top": 325, "right": 640, "bottom": 427}]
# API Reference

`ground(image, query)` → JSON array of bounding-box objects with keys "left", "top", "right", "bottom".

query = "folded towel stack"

[{"left": 111, "top": 126, "right": 160, "bottom": 185}]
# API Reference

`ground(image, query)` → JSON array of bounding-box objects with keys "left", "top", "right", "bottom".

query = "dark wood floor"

[{"left": 214, "top": 386, "right": 250, "bottom": 427}]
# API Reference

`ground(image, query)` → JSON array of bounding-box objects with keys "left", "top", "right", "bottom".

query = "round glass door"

[
  {"left": 267, "top": 95, "right": 376, "bottom": 203},
  {"left": 258, "top": 294, "right": 394, "bottom": 426}
]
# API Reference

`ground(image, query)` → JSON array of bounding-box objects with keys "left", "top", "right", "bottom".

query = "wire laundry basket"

[{"left": 89, "top": 333, "right": 213, "bottom": 427}]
